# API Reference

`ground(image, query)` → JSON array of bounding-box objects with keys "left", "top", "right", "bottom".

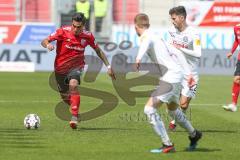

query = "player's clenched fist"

[{"left": 47, "top": 43, "right": 55, "bottom": 51}]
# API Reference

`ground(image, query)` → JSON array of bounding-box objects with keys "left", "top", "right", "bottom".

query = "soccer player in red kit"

[
  {"left": 223, "top": 24, "right": 240, "bottom": 112},
  {"left": 41, "top": 12, "right": 116, "bottom": 129}
]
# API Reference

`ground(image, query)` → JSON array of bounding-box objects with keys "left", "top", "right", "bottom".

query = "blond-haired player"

[{"left": 134, "top": 13, "right": 202, "bottom": 153}]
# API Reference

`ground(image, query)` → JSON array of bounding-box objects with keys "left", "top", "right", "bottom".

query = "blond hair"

[{"left": 134, "top": 13, "right": 150, "bottom": 28}]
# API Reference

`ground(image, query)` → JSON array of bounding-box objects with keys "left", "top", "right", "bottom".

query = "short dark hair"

[
  {"left": 169, "top": 6, "right": 187, "bottom": 19},
  {"left": 72, "top": 12, "right": 86, "bottom": 24},
  {"left": 134, "top": 13, "right": 150, "bottom": 28}
]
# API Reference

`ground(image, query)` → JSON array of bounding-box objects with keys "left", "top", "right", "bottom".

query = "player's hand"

[
  {"left": 134, "top": 59, "right": 141, "bottom": 71},
  {"left": 107, "top": 67, "right": 116, "bottom": 80},
  {"left": 227, "top": 52, "right": 233, "bottom": 59},
  {"left": 187, "top": 74, "right": 196, "bottom": 88},
  {"left": 47, "top": 43, "right": 55, "bottom": 51}
]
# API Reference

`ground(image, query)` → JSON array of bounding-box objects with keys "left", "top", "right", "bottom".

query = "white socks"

[
  {"left": 144, "top": 106, "right": 172, "bottom": 146},
  {"left": 168, "top": 108, "right": 195, "bottom": 136}
]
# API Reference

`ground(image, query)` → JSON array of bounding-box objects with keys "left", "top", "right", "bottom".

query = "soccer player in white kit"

[
  {"left": 167, "top": 6, "right": 202, "bottom": 130},
  {"left": 134, "top": 13, "right": 202, "bottom": 153}
]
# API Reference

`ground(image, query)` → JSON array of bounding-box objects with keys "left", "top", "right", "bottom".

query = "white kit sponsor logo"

[{"left": 65, "top": 44, "right": 84, "bottom": 51}]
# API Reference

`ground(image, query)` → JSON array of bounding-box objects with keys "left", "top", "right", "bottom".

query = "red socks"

[
  {"left": 70, "top": 94, "right": 80, "bottom": 117},
  {"left": 232, "top": 82, "right": 240, "bottom": 105}
]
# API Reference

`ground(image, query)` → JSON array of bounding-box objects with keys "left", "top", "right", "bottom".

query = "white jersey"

[
  {"left": 136, "top": 29, "right": 191, "bottom": 83},
  {"left": 167, "top": 26, "right": 201, "bottom": 77}
]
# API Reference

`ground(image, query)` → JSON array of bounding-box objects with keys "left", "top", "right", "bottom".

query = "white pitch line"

[
  {"left": 0, "top": 100, "right": 223, "bottom": 106},
  {"left": 0, "top": 100, "right": 55, "bottom": 103}
]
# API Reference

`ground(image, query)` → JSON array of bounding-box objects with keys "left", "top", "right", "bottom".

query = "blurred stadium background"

[
  {"left": 1, "top": 1, "right": 240, "bottom": 159},
  {"left": 0, "top": 0, "right": 240, "bottom": 74}
]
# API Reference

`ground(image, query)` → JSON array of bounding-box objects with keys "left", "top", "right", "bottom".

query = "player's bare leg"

[{"left": 180, "top": 95, "right": 192, "bottom": 111}]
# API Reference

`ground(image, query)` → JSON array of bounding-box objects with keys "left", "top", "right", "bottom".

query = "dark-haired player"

[
  {"left": 41, "top": 12, "right": 115, "bottom": 129},
  {"left": 223, "top": 24, "right": 240, "bottom": 112}
]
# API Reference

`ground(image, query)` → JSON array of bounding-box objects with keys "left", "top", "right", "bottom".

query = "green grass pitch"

[{"left": 0, "top": 72, "right": 239, "bottom": 160}]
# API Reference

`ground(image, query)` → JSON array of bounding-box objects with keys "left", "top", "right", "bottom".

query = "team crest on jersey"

[
  {"left": 195, "top": 39, "right": 201, "bottom": 46},
  {"left": 169, "top": 32, "right": 175, "bottom": 37},
  {"left": 183, "top": 36, "right": 188, "bottom": 42},
  {"left": 83, "top": 30, "right": 91, "bottom": 35},
  {"left": 81, "top": 39, "right": 87, "bottom": 46}
]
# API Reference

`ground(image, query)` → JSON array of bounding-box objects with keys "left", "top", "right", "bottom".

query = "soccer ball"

[{"left": 24, "top": 114, "right": 40, "bottom": 129}]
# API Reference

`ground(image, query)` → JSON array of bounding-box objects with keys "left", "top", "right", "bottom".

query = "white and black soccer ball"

[{"left": 24, "top": 114, "right": 40, "bottom": 129}]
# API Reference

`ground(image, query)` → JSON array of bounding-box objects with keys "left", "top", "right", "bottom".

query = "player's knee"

[
  {"left": 69, "top": 79, "right": 78, "bottom": 89},
  {"left": 180, "top": 104, "right": 189, "bottom": 111},
  {"left": 234, "top": 77, "right": 240, "bottom": 84},
  {"left": 69, "top": 83, "right": 78, "bottom": 92},
  {"left": 144, "top": 106, "right": 159, "bottom": 125},
  {"left": 144, "top": 106, "right": 156, "bottom": 115},
  {"left": 180, "top": 100, "right": 189, "bottom": 109},
  {"left": 236, "top": 80, "right": 240, "bottom": 84}
]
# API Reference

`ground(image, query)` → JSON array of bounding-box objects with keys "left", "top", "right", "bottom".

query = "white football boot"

[
  {"left": 222, "top": 104, "right": 237, "bottom": 112},
  {"left": 69, "top": 116, "right": 78, "bottom": 129}
]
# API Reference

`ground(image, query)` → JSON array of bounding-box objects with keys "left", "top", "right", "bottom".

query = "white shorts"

[
  {"left": 181, "top": 75, "right": 199, "bottom": 98},
  {"left": 152, "top": 81, "right": 181, "bottom": 104}
]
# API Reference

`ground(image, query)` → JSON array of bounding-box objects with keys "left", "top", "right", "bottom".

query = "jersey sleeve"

[
  {"left": 48, "top": 28, "right": 63, "bottom": 42},
  {"left": 136, "top": 34, "right": 151, "bottom": 61},
  {"left": 179, "top": 31, "right": 202, "bottom": 58},
  {"left": 231, "top": 27, "right": 239, "bottom": 54},
  {"left": 88, "top": 33, "right": 99, "bottom": 49}
]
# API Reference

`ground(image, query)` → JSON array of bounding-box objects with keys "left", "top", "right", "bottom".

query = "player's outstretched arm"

[
  {"left": 177, "top": 34, "right": 201, "bottom": 58},
  {"left": 94, "top": 47, "right": 116, "bottom": 80},
  {"left": 134, "top": 35, "right": 151, "bottom": 71},
  {"left": 41, "top": 38, "right": 55, "bottom": 51},
  {"left": 227, "top": 38, "right": 238, "bottom": 59}
]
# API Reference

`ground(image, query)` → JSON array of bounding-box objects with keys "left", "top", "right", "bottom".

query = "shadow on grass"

[
  {"left": 0, "top": 128, "right": 30, "bottom": 132},
  {"left": 0, "top": 144, "right": 47, "bottom": 149},
  {"left": 78, "top": 127, "right": 138, "bottom": 131},
  {"left": 0, "top": 128, "right": 47, "bottom": 149},
  {"left": 172, "top": 129, "right": 238, "bottom": 134},
  {"left": 201, "top": 129, "right": 238, "bottom": 133},
  {"left": 179, "top": 148, "right": 221, "bottom": 153}
]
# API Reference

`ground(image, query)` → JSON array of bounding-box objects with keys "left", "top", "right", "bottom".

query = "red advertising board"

[
  {"left": 0, "top": 24, "right": 21, "bottom": 43},
  {"left": 200, "top": 2, "right": 240, "bottom": 26},
  {"left": 182, "top": 1, "right": 240, "bottom": 27}
]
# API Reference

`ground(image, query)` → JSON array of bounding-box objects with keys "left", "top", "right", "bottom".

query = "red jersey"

[
  {"left": 48, "top": 26, "right": 98, "bottom": 74},
  {"left": 231, "top": 24, "right": 240, "bottom": 60}
]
